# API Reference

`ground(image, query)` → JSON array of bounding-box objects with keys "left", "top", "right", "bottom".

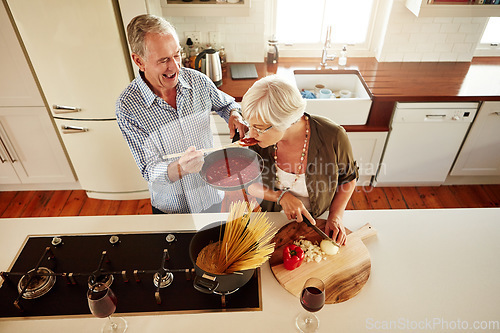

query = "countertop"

[
  {"left": 220, "top": 57, "right": 500, "bottom": 131},
  {"left": 1, "top": 209, "right": 499, "bottom": 332}
]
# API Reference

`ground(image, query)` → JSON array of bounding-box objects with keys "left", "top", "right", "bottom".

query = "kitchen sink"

[{"left": 294, "top": 70, "right": 373, "bottom": 125}]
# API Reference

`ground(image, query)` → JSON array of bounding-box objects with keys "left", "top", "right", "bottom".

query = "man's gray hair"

[
  {"left": 127, "top": 14, "right": 179, "bottom": 58},
  {"left": 241, "top": 75, "right": 306, "bottom": 131}
]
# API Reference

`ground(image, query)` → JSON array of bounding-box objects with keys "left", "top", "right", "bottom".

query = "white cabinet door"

[
  {"left": 346, "top": 131, "right": 388, "bottom": 185},
  {"left": 54, "top": 119, "right": 147, "bottom": 199},
  {"left": 0, "top": 149, "right": 19, "bottom": 184},
  {"left": 6, "top": 0, "right": 132, "bottom": 119},
  {"left": 210, "top": 112, "right": 232, "bottom": 148},
  {"left": 0, "top": 2, "right": 43, "bottom": 107},
  {"left": 451, "top": 102, "right": 500, "bottom": 176},
  {"left": 0, "top": 107, "right": 75, "bottom": 184}
]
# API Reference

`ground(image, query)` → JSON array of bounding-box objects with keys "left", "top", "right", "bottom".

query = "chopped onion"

[{"left": 320, "top": 239, "right": 340, "bottom": 255}]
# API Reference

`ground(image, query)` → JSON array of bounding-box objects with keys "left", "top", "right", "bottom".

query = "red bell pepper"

[{"left": 283, "top": 244, "right": 305, "bottom": 270}]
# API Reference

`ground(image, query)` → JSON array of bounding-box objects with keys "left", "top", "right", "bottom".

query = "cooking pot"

[
  {"left": 194, "top": 48, "right": 223, "bottom": 87},
  {"left": 200, "top": 147, "right": 264, "bottom": 191},
  {"left": 189, "top": 221, "right": 255, "bottom": 294}
]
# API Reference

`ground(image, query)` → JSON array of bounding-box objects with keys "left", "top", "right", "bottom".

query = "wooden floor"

[{"left": 1, "top": 185, "right": 499, "bottom": 218}]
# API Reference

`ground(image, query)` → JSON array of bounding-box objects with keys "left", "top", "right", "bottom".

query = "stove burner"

[
  {"left": 88, "top": 273, "right": 114, "bottom": 289},
  {"left": 17, "top": 267, "right": 56, "bottom": 299},
  {"left": 153, "top": 271, "right": 173, "bottom": 288}
]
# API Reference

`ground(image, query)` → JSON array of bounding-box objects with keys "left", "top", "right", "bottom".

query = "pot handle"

[{"left": 193, "top": 274, "right": 219, "bottom": 294}]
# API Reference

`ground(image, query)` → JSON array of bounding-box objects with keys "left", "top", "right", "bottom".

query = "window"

[
  {"left": 273, "top": 0, "right": 377, "bottom": 56},
  {"left": 475, "top": 17, "right": 500, "bottom": 56},
  {"left": 480, "top": 17, "right": 500, "bottom": 45}
]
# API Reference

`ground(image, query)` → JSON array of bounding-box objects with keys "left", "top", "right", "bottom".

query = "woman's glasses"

[{"left": 240, "top": 119, "right": 274, "bottom": 135}]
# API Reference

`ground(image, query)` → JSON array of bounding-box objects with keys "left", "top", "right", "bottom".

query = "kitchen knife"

[{"left": 301, "top": 215, "right": 340, "bottom": 247}]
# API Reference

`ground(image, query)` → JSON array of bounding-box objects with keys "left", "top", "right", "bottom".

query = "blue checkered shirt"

[{"left": 116, "top": 68, "right": 240, "bottom": 213}]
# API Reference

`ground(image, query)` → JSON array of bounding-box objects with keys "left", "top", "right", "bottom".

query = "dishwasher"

[{"left": 375, "top": 102, "right": 478, "bottom": 186}]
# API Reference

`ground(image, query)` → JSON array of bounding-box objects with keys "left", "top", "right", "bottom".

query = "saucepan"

[
  {"left": 200, "top": 147, "right": 264, "bottom": 191},
  {"left": 189, "top": 221, "right": 255, "bottom": 294}
]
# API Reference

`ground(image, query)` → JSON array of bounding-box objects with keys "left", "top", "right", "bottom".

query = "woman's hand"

[
  {"left": 279, "top": 191, "right": 315, "bottom": 226},
  {"left": 325, "top": 216, "right": 347, "bottom": 246}
]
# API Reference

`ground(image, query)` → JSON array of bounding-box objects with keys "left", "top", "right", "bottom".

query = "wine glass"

[
  {"left": 296, "top": 277, "right": 325, "bottom": 333},
  {"left": 87, "top": 282, "right": 127, "bottom": 333}
]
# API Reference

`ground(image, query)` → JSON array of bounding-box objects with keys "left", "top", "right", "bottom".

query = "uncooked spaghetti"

[{"left": 196, "top": 201, "right": 277, "bottom": 274}]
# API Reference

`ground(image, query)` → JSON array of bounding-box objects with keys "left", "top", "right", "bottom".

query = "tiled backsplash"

[
  {"left": 376, "top": 0, "right": 488, "bottom": 62},
  {"left": 164, "top": 0, "right": 489, "bottom": 63},
  {"left": 164, "top": 0, "right": 268, "bottom": 63}
]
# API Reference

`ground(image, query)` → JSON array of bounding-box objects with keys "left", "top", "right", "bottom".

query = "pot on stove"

[{"left": 189, "top": 221, "right": 255, "bottom": 294}]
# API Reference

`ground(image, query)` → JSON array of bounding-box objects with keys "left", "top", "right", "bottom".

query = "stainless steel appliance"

[
  {"left": 0, "top": 231, "right": 261, "bottom": 318},
  {"left": 195, "top": 49, "right": 223, "bottom": 87},
  {"left": 375, "top": 102, "right": 478, "bottom": 186}
]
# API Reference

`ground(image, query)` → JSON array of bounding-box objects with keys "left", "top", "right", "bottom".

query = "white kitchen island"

[{"left": 0, "top": 208, "right": 499, "bottom": 332}]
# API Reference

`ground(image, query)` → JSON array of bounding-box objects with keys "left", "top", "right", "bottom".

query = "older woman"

[{"left": 241, "top": 75, "right": 358, "bottom": 245}]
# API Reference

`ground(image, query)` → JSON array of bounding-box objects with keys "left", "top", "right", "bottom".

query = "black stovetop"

[{"left": 0, "top": 232, "right": 261, "bottom": 318}]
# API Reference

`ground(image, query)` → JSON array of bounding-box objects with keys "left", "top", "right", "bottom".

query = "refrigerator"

[{"left": 6, "top": 0, "right": 148, "bottom": 199}]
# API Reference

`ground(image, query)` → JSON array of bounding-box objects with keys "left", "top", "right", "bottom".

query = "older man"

[{"left": 116, "top": 14, "right": 245, "bottom": 214}]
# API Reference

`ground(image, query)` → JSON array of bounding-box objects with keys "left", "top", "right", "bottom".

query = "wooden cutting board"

[{"left": 269, "top": 219, "right": 377, "bottom": 304}]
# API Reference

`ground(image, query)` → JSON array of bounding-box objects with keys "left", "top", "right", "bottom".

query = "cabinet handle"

[
  {"left": 0, "top": 139, "right": 8, "bottom": 163},
  {"left": 53, "top": 104, "right": 81, "bottom": 114},
  {"left": 61, "top": 125, "right": 89, "bottom": 134},
  {"left": 0, "top": 123, "right": 18, "bottom": 163},
  {"left": 491, "top": 112, "right": 500, "bottom": 116},
  {"left": 425, "top": 114, "right": 446, "bottom": 119}
]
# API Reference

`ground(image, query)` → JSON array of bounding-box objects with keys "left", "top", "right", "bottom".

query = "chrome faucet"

[{"left": 320, "top": 25, "right": 335, "bottom": 67}]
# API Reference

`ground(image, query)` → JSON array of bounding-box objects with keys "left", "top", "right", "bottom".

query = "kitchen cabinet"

[
  {"left": 6, "top": 0, "right": 148, "bottom": 199},
  {"left": 54, "top": 119, "right": 147, "bottom": 198},
  {"left": 210, "top": 112, "right": 232, "bottom": 148},
  {"left": 0, "top": 2, "right": 74, "bottom": 187},
  {"left": 406, "top": 0, "right": 500, "bottom": 17},
  {"left": 451, "top": 101, "right": 500, "bottom": 176},
  {"left": 0, "top": 4, "right": 41, "bottom": 107},
  {"left": 160, "top": 0, "right": 250, "bottom": 16},
  {"left": 347, "top": 132, "right": 388, "bottom": 186},
  {"left": 0, "top": 107, "right": 75, "bottom": 185}
]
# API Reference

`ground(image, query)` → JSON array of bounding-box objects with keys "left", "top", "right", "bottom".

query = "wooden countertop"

[{"left": 219, "top": 57, "right": 500, "bottom": 131}]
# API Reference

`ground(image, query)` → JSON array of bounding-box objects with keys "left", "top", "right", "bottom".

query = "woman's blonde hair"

[
  {"left": 127, "top": 14, "right": 179, "bottom": 58},
  {"left": 241, "top": 75, "right": 306, "bottom": 131}
]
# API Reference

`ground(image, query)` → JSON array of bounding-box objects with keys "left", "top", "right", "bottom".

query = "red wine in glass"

[
  {"left": 301, "top": 286, "right": 325, "bottom": 312},
  {"left": 296, "top": 278, "right": 325, "bottom": 333},
  {"left": 87, "top": 282, "right": 127, "bottom": 332},
  {"left": 88, "top": 288, "right": 117, "bottom": 318}
]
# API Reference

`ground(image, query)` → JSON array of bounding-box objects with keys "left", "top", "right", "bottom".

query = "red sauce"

[
  {"left": 239, "top": 137, "right": 259, "bottom": 146},
  {"left": 205, "top": 156, "right": 260, "bottom": 187}
]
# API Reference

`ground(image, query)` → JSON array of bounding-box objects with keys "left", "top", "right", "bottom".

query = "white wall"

[
  {"left": 145, "top": 0, "right": 491, "bottom": 63},
  {"left": 375, "top": 0, "right": 488, "bottom": 62},
  {"left": 164, "top": 0, "right": 268, "bottom": 62}
]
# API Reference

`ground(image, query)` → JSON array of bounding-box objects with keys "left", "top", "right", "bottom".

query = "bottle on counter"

[
  {"left": 339, "top": 45, "right": 347, "bottom": 66},
  {"left": 219, "top": 46, "right": 227, "bottom": 70},
  {"left": 267, "top": 39, "right": 279, "bottom": 64}
]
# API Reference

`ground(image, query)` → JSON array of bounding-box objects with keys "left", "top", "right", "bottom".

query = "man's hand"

[
  {"left": 228, "top": 110, "right": 248, "bottom": 139},
  {"left": 178, "top": 146, "right": 204, "bottom": 174}
]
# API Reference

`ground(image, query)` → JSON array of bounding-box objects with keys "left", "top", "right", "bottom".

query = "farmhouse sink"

[{"left": 294, "top": 70, "right": 373, "bottom": 125}]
